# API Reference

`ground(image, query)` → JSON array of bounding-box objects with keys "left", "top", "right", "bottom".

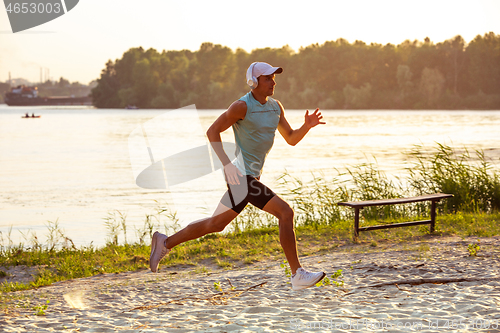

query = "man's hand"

[
  {"left": 224, "top": 163, "right": 243, "bottom": 185},
  {"left": 277, "top": 104, "right": 326, "bottom": 146},
  {"left": 305, "top": 109, "right": 326, "bottom": 129}
]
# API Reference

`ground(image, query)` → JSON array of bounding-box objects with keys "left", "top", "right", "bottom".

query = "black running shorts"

[{"left": 220, "top": 175, "right": 276, "bottom": 214}]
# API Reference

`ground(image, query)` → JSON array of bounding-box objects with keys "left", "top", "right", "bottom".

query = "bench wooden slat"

[
  {"left": 338, "top": 193, "right": 453, "bottom": 208},
  {"left": 359, "top": 219, "right": 432, "bottom": 231}
]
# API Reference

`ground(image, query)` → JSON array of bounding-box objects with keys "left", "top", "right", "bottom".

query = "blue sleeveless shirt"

[{"left": 232, "top": 92, "right": 281, "bottom": 177}]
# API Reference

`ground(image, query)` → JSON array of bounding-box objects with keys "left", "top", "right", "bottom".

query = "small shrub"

[
  {"left": 33, "top": 300, "right": 49, "bottom": 316},
  {"left": 280, "top": 260, "right": 291, "bottom": 278},
  {"left": 468, "top": 242, "right": 480, "bottom": 256}
]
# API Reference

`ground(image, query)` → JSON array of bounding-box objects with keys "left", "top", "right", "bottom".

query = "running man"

[{"left": 150, "top": 62, "right": 326, "bottom": 290}]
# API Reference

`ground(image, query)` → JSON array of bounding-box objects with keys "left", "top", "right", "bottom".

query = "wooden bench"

[{"left": 338, "top": 193, "right": 453, "bottom": 238}]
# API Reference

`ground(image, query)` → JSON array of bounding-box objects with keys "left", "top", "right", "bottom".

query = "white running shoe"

[
  {"left": 149, "top": 231, "right": 170, "bottom": 273},
  {"left": 291, "top": 267, "right": 326, "bottom": 291}
]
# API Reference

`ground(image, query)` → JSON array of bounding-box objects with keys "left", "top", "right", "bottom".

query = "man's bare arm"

[
  {"left": 277, "top": 101, "right": 325, "bottom": 146},
  {"left": 206, "top": 100, "right": 246, "bottom": 185}
]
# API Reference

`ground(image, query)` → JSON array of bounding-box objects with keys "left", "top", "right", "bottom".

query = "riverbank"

[
  {"left": 1, "top": 235, "right": 500, "bottom": 332},
  {"left": 2, "top": 211, "right": 500, "bottom": 293}
]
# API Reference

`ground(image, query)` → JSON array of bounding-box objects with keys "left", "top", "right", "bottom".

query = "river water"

[{"left": 1, "top": 105, "right": 499, "bottom": 246}]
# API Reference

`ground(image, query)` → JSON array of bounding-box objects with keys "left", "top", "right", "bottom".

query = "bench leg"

[
  {"left": 430, "top": 200, "right": 437, "bottom": 233},
  {"left": 354, "top": 208, "right": 360, "bottom": 240}
]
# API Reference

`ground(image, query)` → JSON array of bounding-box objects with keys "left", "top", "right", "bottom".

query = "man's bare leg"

[
  {"left": 262, "top": 195, "right": 301, "bottom": 274},
  {"left": 165, "top": 203, "right": 238, "bottom": 249}
]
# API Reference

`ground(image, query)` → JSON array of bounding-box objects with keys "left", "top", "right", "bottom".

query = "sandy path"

[{"left": 2, "top": 236, "right": 500, "bottom": 332}]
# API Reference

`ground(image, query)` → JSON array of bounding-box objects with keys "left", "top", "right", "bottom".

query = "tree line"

[
  {"left": 91, "top": 32, "right": 500, "bottom": 110},
  {"left": 35, "top": 78, "right": 94, "bottom": 98}
]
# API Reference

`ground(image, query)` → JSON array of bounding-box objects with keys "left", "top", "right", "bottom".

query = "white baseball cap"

[{"left": 246, "top": 62, "right": 283, "bottom": 88}]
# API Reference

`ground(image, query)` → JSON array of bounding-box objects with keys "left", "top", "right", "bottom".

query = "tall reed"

[
  {"left": 277, "top": 171, "right": 350, "bottom": 226},
  {"left": 407, "top": 144, "right": 500, "bottom": 212},
  {"left": 275, "top": 144, "right": 499, "bottom": 227}
]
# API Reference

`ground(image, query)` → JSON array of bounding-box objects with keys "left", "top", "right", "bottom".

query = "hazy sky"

[{"left": 1, "top": 0, "right": 499, "bottom": 84}]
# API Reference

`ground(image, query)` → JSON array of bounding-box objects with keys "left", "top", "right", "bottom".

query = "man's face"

[{"left": 256, "top": 74, "right": 276, "bottom": 96}]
